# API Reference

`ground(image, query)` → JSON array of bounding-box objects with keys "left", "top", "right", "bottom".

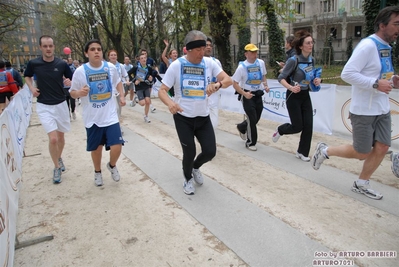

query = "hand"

[
  {"left": 31, "top": 87, "right": 40, "bottom": 97},
  {"left": 80, "top": 85, "right": 89, "bottom": 97},
  {"left": 313, "top": 78, "right": 321, "bottom": 86},
  {"left": 206, "top": 83, "right": 219, "bottom": 96},
  {"left": 163, "top": 39, "right": 169, "bottom": 46},
  {"left": 125, "top": 81, "right": 131, "bottom": 86},
  {"left": 119, "top": 96, "right": 126, "bottom": 106},
  {"left": 392, "top": 75, "right": 399, "bottom": 89},
  {"left": 262, "top": 82, "right": 270, "bottom": 93},
  {"left": 378, "top": 79, "right": 393, "bottom": 94},
  {"left": 243, "top": 91, "right": 253, "bottom": 99},
  {"left": 168, "top": 102, "right": 183, "bottom": 114},
  {"left": 290, "top": 84, "right": 301, "bottom": 93},
  {"left": 278, "top": 62, "right": 285, "bottom": 67},
  {"left": 63, "top": 78, "right": 71, "bottom": 87},
  {"left": 135, "top": 80, "right": 140, "bottom": 85}
]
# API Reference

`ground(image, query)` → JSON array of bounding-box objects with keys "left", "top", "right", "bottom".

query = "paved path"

[{"left": 120, "top": 107, "right": 399, "bottom": 266}]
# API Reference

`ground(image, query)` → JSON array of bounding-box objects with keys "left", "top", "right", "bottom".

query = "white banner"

[
  {"left": 220, "top": 79, "right": 336, "bottom": 135},
  {"left": 0, "top": 86, "right": 32, "bottom": 267}
]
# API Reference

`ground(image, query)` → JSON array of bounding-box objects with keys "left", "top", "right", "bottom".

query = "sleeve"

[
  {"left": 232, "top": 65, "right": 243, "bottom": 83},
  {"left": 63, "top": 62, "right": 73, "bottom": 80},
  {"left": 341, "top": 39, "right": 376, "bottom": 88},
  {"left": 24, "top": 61, "right": 34, "bottom": 77},
  {"left": 278, "top": 58, "right": 296, "bottom": 82},
  {"left": 70, "top": 68, "right": 86, "bottom": 92}
]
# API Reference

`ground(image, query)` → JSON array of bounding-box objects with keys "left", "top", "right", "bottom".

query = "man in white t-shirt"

[
  {"left": 123, "top": 56, "right": 136, "bottom": 106},
  {"left": 70, "top": 39, "right": 126, "bottom": 187},
  {"left": 311, "top": 6, "right": 399, "bottom": 200},
  {"left": 158, "top": 30, "right": 232, "bottom": 195},
  {"left": 204, "top": 37, "right": 223, "bottom": 128},
  {"left": 233, "top": 43, "right": 269, "bottom": 151}
]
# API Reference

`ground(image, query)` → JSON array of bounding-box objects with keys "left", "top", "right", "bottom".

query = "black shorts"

[{"left": 0, "top": 92, "right": 13, "bottom": 103}]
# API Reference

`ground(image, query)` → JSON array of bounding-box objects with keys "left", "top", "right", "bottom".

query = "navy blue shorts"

[{"left": 86, "top": 122, "right": 124, "bottom": 151}]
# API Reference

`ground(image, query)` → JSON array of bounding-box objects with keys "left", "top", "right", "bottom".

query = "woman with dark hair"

[{"left": 272, "top": 30, "right": 321, "bottom": 162}]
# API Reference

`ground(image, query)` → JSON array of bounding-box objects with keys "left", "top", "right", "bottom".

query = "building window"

[
  {"left": 261, "top": 31, "right": 267, "bottom": 45},
  {"left": 351, "top": 0, "right": 363, "bottom": 10},
  {"left": 320, "top": 0, "right": 334, "bottom": 13},
  {"left": 296, "top": 1, "right": 305, "bottom": 14}
]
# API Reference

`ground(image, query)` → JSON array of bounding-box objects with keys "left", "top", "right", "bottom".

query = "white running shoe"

[
  {"left": 351, "top": 180, "right": 383, "bottom": 200},
  {"left": 58, "top": 158, "right": 66, "bottom": 172},
  {"left": 72, "top": 112, "right": 76, "bottom": 120},
  {"left": 53, "top": 168, "right": 62, "bottom": 184},
  {"left": 296, "top": 152, "right": 310, "bottom": 162},
  {"left": 151, "top": 106, "right": 156, "bottom": 113},
  {"left": 272, "top": 128, "right": 281, "bottom": 143},
  {"left": 192, "top": 169, "right": 204, "bottom": 185},
  {"left": 94, "top": 172, "right": 103, "bottom": 186},
  {"left": 107, "top": 162, "right": 120, "bottom": 182},
  {"left": 246, "top": 144, "right": 257, "bottom": 151},
  {"left": 183, "top": 178, "right": 195, "bottom": 195},
  {"left": 144, "top": 116, "right": 151, "bottom": 123},
  {"left": 311, "top": 142, "right": 328, "bottom": 170}
]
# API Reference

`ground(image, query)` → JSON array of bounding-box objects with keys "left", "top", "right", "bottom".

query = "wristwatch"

[{"left": 372, "top": 79, "right": 379, "bottom": 89}]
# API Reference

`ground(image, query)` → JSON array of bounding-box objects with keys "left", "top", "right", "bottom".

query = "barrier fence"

[{"left": 0, "top": 87, "right": 32, "bottom": 267}]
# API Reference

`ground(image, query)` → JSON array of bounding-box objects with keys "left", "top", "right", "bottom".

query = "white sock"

[
  {"left": 322, "top": 147, "right": 329, "bottom": 157},
  {"left": 356, "top": 179, "right": 369, "bottom": 185}
]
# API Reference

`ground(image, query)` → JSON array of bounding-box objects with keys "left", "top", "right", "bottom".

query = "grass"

[{"left": 267, "top": 64, "right": 350, "bottom": 86}]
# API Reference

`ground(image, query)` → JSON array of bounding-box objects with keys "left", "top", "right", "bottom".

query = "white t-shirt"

[
  {"left": 341, "top": 34, "right": 390, "bottom": 115},
  {"left": 207, "top": 57, "right": 222, "bottom": 106},
  {"left": 162, "top": 56, "right": 222, "bottom": 118},
  {"left": 232, "top": 59, "right": 267, "bottom": 91},
  {"left": 70, "top": 61, "right": 121, "bottom": 128}
]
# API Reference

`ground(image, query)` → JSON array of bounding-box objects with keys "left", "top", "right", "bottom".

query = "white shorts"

[{"left": 36, "top": 101, "right": 71, "bottom": 133}]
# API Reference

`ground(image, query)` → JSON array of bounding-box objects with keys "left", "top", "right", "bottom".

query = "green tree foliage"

[
  {"left": 205, "top": 0, "right": 233, "bottom": 75},
  {"left": 235, "top": 0, "right": 250, "bottom": 63},
  {"left": 258, "top": 0, "right": 285, "bottom": 77},
  {"left": 346, "top": 37, "right": 353, "bottom": 60},
  {"left": 363, "top": 0, "right": 380, "bottom": 36}
]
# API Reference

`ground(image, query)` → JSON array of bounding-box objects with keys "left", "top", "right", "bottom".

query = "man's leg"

[
  {"left": 359, "top": 141, "right": 389, "bottom": 180},
  {"left": 91, "top": 145, "right": 103, "bottom": 171},
  {"left": 48, "top": 131, "right": 64, "bottom": 168},
  {"left": 109, "top": 144, "right": 122, "bottom": 167}
]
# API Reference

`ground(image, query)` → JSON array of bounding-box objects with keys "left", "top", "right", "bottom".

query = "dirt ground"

[{"left": 14, "top": 97, "right": 399, "bottom": 267}]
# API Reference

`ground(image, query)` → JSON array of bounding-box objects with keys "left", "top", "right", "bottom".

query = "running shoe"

[
  {"left": 58, "top": 158, "right": 65, "bottom": 172},
  {"left": 183, "top": 178, "right": 195, "bottom": 195},
  {"left": 236, "top": 125, "right": 247, "bottom": 140},
  {"left": 107, "top": 162, "right": 120, "bottom": 182},
  {"left": 53, "top": 167, "right": 62, "bottom": 184},
  {"left": 311, "top": 142, "right": 329, "bottom": 170},
  {"left": 296, "top": 152, "right": 311, "bottom": 162},
  {"left": 72, "top": 112, "right": 76, "bottom": 120},
  {"left": 351, "top": 180, "right": 383, "bottom": 200},
  {"left": 192, "top": 169, "right": 204, "bottom": 185},
  {"left": 144, "top": 116, "right": 151, "bottom": 123},
  {"left": 94, "top": 172, "right": 103, "bottom": 186},
  {"left": 272, "top": 127, "right": 281, "bottom": 143}
]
